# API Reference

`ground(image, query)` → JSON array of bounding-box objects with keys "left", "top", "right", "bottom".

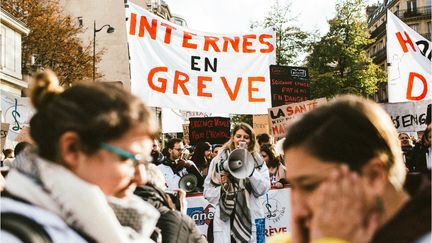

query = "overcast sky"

[{"left": 165, "top": 0, "right": 379, "bottom": 36}]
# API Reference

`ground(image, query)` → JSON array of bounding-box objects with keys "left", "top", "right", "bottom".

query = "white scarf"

[{"left": 5, "top": 150, "right": 159, "bottom": 243}]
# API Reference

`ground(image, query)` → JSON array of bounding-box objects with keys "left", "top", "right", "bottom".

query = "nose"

[
  {"left": 133, "top": 164, "right": 147, "bottom": 186},
  {"left": 291, "top": 190, "right": 311, "bottom": 219}
]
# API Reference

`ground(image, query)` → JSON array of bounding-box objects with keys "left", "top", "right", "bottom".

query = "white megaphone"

[
  {"left": 221, "top": 145, "right": 255, "bottom": 179},
  {"left": 178, "top": 174, "right": 198, "bottom": 193}
]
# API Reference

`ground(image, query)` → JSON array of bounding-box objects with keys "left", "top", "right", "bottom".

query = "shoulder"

[{"left": 1, "top": 197, "right": 87, "bottom": 242}]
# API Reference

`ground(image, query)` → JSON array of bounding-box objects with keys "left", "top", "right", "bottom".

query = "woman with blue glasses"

[{"left": 1, "top": 70, "right": 160, "bottom": 243}]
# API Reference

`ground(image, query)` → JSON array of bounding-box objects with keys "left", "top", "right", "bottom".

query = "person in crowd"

[
  {"left": 269, "top": 95, "right": 430, "bottom": 243},
  {"left": 14, "top": 141, "right": 32, "bottom": 157},
  {"left": 256, "top": 133, "right": 272, "bottom": 147},
  {"left": 191, "top": 141, "right": 212, "bottom": 177},
  {"left": 1, "top": 70, "right": 160, "bottom": 242},
  {"left": 134, "top": 164, "right": 207, "bottom": 243},
  {"left": 158, "top": 138, "right": 195, "bottom": 191},
  {"left": 410, "top": 124, "right": 431, "bottom": 176},
  {"left": 260, "top": 144, "right": 286, "bottom": 188},
  {"left": 204, "top": 123, "right": 270, "bottom": 243},
  {"left": 2, "top": 149, "right": 14, "bottom": 168},
  {"left": 211, "top": 144, "right": 223, "bottom": 160},
  {"left": 398, "top": 132, "right": 415, "bottom": 171},
  {"left": 151, "top": 139, "right": 164, "bottom": 165}
]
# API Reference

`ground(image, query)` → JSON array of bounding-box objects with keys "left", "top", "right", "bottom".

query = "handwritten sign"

[
  {"left": 381, "top": 99, "right": 431, "bottom": 132},
  {"left": 188, "top": 117, "right": 231, "bottom": 145},
  {"left": 186, "top": 187, "right": 291, "bottom": 238},
  {"left": 269, "top": 98, "right": 327, "bottom": 138},
  {"left": 126, "top": 2, "right": 275, "bottom": 114},
  {"left": 1, "top": 123, "right": 10, "bottom": 151},
  {"left": 253, "top": 115, "right": 270, "bottom": 135},
  {"left": 270, "top": 65, "right": 310, "bottom": 107}
]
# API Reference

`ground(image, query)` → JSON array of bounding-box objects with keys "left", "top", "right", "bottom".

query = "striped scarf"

[{"left": 219, "top": 179, "right": 252, "bottom": 242}]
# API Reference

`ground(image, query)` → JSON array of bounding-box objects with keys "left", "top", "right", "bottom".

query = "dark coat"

[{"left": 134, "top": 185, "right": 207, "bottom": 243}]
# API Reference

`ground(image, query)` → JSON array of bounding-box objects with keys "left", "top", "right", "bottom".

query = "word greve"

[{"left": 129, "top": 13, "right": 274, "bottom": 54}]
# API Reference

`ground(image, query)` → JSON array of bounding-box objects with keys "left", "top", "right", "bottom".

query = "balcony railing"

[
  {"left": 372, "top": 48, "right": 386, "bottom": 64},
  {"left": 370, "top": 21, "right": 386, "bottom": 38},
  {"left": 394, "top": 6, "right": 431, "bottom": 19}
]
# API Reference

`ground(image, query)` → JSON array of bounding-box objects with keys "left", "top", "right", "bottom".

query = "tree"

[
  {"left": 3, "top": 0, "right": 101, "bottom": 86},
  {"left": 231, "top": 115, "right": 253, "bottom": 127},
  {"left": 251, "top": 0, "right": 310, "bottom": 65},
  {"left": 306, "top": 0, "right": 385, "bottom": 98}
]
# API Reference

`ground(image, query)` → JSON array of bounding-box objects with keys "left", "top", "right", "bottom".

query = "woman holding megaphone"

[{"left": 204, "top": 123, "right": 270, "bottom": 243}]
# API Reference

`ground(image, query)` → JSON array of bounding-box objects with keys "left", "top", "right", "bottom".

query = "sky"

[{"left": 165, "top": 0, "right": 379, "bottom": 36}]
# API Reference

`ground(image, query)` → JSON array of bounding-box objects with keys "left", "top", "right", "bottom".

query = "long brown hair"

[{"left": 224, "top": 123, "right": 258, "bottom": 153}]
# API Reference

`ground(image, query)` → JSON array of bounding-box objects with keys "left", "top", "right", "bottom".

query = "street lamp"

[{"left": 93, "top": 21, "right": 115, "bottom": 81}]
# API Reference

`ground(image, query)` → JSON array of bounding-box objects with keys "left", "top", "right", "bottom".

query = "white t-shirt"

[{"left": 157, "top": 163, "right": 188, "bottom": 191}]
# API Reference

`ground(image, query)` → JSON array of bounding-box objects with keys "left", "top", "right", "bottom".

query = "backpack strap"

[{"left": 1, "top": 212, "right": 53, "bottom": 243}]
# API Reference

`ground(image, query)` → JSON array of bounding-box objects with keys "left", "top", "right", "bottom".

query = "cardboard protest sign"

[
  {"left": 182, "top": 124, "right": 190, "bottom": 145},
  {"left": 381, "top": 99, "right": 431, "bottom": 132},
  {"left": 1, "top": 123, "right": 10, "bottom": 151},
  {"left": 253, "top": 114, "right": 270, "bottom": 135},
  {"left": 269, "top": 98, "right": 327, "bottom": 138},
  {"left": 387, "top": 10, "right": 431, "bottom": 103},
  {"left": 126, "top": 2, "right": 275, "bottom": 114},
  {"left": 270, "top": 65, "right": 310, "bottom": 107},
  {"left": 188, "top": 117, "right": 230, "bottom": 145},
  {"left": 1, "top": 92, "right": 34, "bottom": 149}
]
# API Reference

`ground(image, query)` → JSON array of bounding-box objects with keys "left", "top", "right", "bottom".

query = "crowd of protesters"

[{"left": 0, "top": 69, "right": 430, "bottom": 243}]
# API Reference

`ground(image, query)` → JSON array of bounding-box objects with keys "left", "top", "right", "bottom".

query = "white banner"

[
  {"left": 381, "top": 99, "right": 431, "bottom": 132},
  {"left": 387, "top": 10, "right": 431, "bottom": 103},
  {"left": 126, "top": 2, "right": 275, "bottom": 114},
  {"left": 0, "top": 92, "right": 34, "bottom": 149},
  {"left": 186, "top": 187, "right": 291, "bottom": 238}
]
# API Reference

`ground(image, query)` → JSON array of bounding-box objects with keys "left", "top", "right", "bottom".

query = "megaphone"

[
  {"left": 179, "top": 174, "right": 198, "bottom": 193},
  {"left": 221, "top": 148, "right": 255, "bottom": 179}
]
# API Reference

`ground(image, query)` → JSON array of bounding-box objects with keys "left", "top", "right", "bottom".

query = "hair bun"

[{"left": 30, "top": 69, "right": 64, "bottom": 110}]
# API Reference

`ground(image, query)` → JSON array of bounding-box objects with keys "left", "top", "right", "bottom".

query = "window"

[
  {"left": 77, "top": 17, "right": 83, "bottom": 27},
  {"left": 408, "top": 24, "right": 418, "bottom": 32},
  {"left": 407, "top": 0, "right": 417, "bottom": 12}
]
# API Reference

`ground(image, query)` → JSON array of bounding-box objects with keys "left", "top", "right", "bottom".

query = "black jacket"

[{"left": 134, "top": 185, "right": 207, "bottom": 243}]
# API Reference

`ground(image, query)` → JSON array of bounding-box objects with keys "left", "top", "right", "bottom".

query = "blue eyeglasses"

[{"left": 100, "top": 143, "right": 149, "bottom": 166}]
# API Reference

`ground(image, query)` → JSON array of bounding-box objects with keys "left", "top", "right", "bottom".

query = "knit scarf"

[
  {"left": 219, "top": 178, "right": 253, "bottom": 242},
  {"left": 5, "top": 149, "right": 159, "bottom": 243}
]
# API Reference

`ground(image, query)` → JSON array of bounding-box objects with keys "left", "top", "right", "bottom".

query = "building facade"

[
  {"left": 367, "top": 0, "right": 431, "bottom": 102},
  {"left": 59, "top": 0, "right": 174, "bottom": 89},
  {"left": 0, "top": 8, "right": 30, "bottom": 96}
]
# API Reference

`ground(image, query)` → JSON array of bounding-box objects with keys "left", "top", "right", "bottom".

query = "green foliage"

[
  {"left": 2, "top": 0, "right": 102, "bottom": 86},
  {"left": 306, "top": 0, "right": 386, "bottom": 98},
  {"left": 251, "top": 0, "right": 310, "bottom": 65},
  {"left": 231, "top": 115, "right": 253, "bottom": 127}
]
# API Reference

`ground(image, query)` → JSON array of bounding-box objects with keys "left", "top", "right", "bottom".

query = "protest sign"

[
  {"left": 269, "top": 98, "right": 327, "bottom": 138},
  {"left": 381, "top": 99, "right": 431, "bottom": 132},
  {"left": 1, "top": 92, "right": 34, "bottom": 149},
  {"left": 1, "top": 123, "right": 10, "bottom": 151},
  {"left": 186, "top": 187, "right": 291, "bottom": 238},
  {"left": 182, "top": 124, "right": 190, "bottom": 145},
  {"left": 387, "top": 10, "right": 431, "bottom": 103},
  {"left": 253, "top": 115, "right": 270, "bottom": 135},
  {"left": 270, "top": 65, "right": 310, "bottom": 107},
  {"left": 126, "top": 2, "right": 275, "bottom": 114},
  {"left": 188, "top": 117, "right": 230, "bottom": 145}
]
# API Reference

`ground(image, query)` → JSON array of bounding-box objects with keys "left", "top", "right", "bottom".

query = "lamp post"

[{"left": 93, "top": 21, "right": 115, "bottom": 81}]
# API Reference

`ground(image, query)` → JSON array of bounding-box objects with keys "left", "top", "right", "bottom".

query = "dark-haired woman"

[
  {"left": 1, "top": 70, "right": 159, "bottom": 242},
  {"left": 260, "top": 144, "right": 286, "bottom": 189},
  {"left": 204, "top": 123, "right": 270, "bottom": 243},
  {"left": 191, "top": 141, "right": 212, "bottom": 177}
]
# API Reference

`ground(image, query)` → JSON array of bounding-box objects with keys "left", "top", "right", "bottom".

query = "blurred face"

[
  {"left": 169, "top": 142, "right": 184, "bottom": 160},
  {"left": 284, "top": 147, "right": 377, "bottom": 231},
  {"left": 260, "top": 151, "right": 270, "bottom": 164},
  {"left": 233, "top": 128, "right": 251, "bottom": 148},
  {"left": 74, "top": 126, "right": 152, "bottom": 198},
  {"left": 213, "top": 147, "right": 222, "bottom": 158},
  {"left": 398, "top": 134, "right": 410, "bottom": 147},
  {"left": 204, "top": 148, "right": 212, "bottom": 160},
  {"left": 151, "top": 139, "right": 160, "bottom": 155}
]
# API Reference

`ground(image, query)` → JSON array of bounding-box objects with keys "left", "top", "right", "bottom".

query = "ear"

[
  {"left": 58, "top": 131, "right": 83, "bottom": 169},
  {"left": 361, "top": 156, "right": 388, "bottom": 195}
]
